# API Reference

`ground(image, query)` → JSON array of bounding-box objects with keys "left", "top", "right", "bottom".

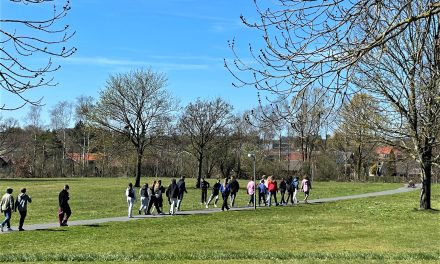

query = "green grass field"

[{"left": 0, "top": 177, "right": 438, "bottom": 263}]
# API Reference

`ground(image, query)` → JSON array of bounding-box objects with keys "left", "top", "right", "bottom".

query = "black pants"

[
  {"left": 230, "top": 192, "right": 237, "bottom": 207},
  {"left": 18, "top": 210, "right": 27, "bottom": 229},
  {"left": 201, "top": 189, "right": 208, "bottom": 203},
  {"left": 280, "top": 190, "right": 286, "bottom": 204},
  {"left": 222, "top": 193, "right": 230, "bottom": 211},
  {"left": 258, "top": 192, "right": 266, "bottom": 206},
  {"left": 286, "top": 191, "right": 293, "bottom": 204},
  {"left": 147, "top": 196, "right": 161, "bottom": 214}
]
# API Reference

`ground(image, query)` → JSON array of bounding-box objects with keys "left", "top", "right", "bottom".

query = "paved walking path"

[{"left": 0, "top": 184, "right": 420, "bottom": 234}]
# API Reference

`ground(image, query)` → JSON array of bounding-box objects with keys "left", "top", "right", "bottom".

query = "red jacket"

[{"left": 268, "top": 180, "right": 278, "bottom": 192}]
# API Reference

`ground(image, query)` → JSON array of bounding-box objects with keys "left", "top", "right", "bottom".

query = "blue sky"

[{"left": 1, "top": 0, "right": 263, "bottom": 126}]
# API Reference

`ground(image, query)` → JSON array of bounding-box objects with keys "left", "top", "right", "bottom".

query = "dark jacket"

[
  {"left": 177, "top": 179, "right": 187, "bottom": 194},
  {"left": 200, "top": 180, "right": 210, "bottom": 190},
  {"left": 166, "top": 183, "right": 180, "bottom": 199},
  {"left": 58, "top": 189, "right": 70, "bottom": 209},
  {"left": 229, "top": 179, "right": 239, "bottom": 194},
  {"left": 212, "top": 182, "right": 221, "bottom": 195}
]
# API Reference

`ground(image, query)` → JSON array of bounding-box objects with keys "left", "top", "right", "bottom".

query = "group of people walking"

[
  {"left": 125, "top": 174, "right": 312, "bottom": 217},
  {"left": 0, "top": 187, "right": 32, "bottom": 232},
  {"left": 126, "top": 176, "right": 188, "bottom": 217},
  {"left": 0, "top": 184, "right": 71, "bottom": 232},
  {"left": 254, "top": 175, "right": 312, "bottom": 207},
  {"left": 0, "top": 174, "right": 311, "bottom": 232}
]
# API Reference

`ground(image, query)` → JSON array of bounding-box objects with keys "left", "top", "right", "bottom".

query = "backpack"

[
  {"left": 128, "top": 188, "right": 134, "bottom": 198},
  {"left": 292, "top": 180, "right": 299, "bottom": 189}
]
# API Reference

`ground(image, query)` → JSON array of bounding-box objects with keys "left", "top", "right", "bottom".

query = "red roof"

[
  {"left": 285, "top": 152, "right": 303, "bottom": 161},
  {"left": 66, "top": 153, "right": 104, "bottom": 162},
  {"left": 375, "top": 146, "right": 401, "bottom": 155}
]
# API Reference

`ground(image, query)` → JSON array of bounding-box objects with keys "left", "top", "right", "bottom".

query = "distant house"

[
  {"left": 66, "top": 153, "right": 105, "bottom": 163},
  {"left": 0, "top": 156, "right": 13, "bottom": 169},
  {"left": 375, "top": 146, "right": 402, "bottom": 160}
]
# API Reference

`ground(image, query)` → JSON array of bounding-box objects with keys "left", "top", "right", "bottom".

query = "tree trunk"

[
  {"left": 196, "top": 151, "right": 203, "bottom": 188},
  {"left": 135, "top": 148, "right": 143, "bottom": 187},
  {"left": 419, "top": 146, "right": 432, "bottom": 209}
]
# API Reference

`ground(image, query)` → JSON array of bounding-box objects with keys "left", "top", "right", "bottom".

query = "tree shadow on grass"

[
  {"left": 412, "top": 208, "right": 440, "bottom": 214},
  {"left": 0, "top": 178, "right": 82, "bottom": 182},
  {"left": 35, "top": 229, "right": 67, "bottom": 232}
]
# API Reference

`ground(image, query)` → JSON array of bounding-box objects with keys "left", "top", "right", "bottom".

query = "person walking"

[
  {"left": 206, "top": 179, "right": 221, "bottom": 208},
  {"left": 126, "top": 183, "right": 136, "bottom": 218},
  {"left": 285, "top": 176, "right": 294, "bottom": 205},
  {"left": 166, "top": 179, "right": 180, "bottom": 215},
  {"left": 258, "top": 179, "right": 267, "bottom": 206},
  {"left": 200, "top": 178, "right": 210, "bottom": 205},
  {"left": 301, "top": 175, "right": 312, "bottom": 203},
  {"left": 176, "top": 176, "right": 187, "bottom": 211},
  {"left": 0, "top": 187, "right": 14, "bottom": 232},
  {"left": 292, "top": 176, "right": 300, "bottom": 204},
  {"left": 220, "top": 178, "right": 231, "bottom": 211},
  {"left": 229, "top": 176, "right": 240, "bottom": 207},
  {"left": 58, "top": 185, "right": 71, "bottom": 226},
  {"left": 155, "top": 180, "right": 165, "bottom": 214},
  {"left": 246, "top": 178, "right": 255, "bottom": 207},
  {"left": 279, "top": 178, "right": 287, "bottom": 205},
  {"left": 138, "top": 183, "right": 150, "bottom": 215},
  {"left": 267, "top": 176, "right": 278, "bottom": 206},
  {"left": 147, "top": 180, "right": 161, "bottom": 215},
  {"left": 15, "top": 188, "right": 32, "bottom": 231}
]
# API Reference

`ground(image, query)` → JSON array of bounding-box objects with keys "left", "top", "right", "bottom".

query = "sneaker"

[
  {"left": 19, "top": 228, "right": 25, "bottom": 231},
  {"left": 6, "top": 228, "right": 13, "bottom": 231},
  {"left": 0, "top": 225, "right": 3, "bottom": 232},
  {"left": 205, "top": 204, "right": 208, "bottom": 209},
  {"left": 138, "top": 210, "right": 141, "bottom": 215},
  {"left": 214, "top": 204, "right": 217, "bottom": 208}
]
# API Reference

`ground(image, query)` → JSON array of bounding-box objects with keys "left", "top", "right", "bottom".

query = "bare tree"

[
  {"left": 50, "top": 101, "right": 73, "bottom": 176},
  {"left": 178, "top": 98, "right": 233, "bottom": 187},
  {"left": 75, "top": 95, "right": 94, "bottom": 175},
  {"left": 90, "top": 68, "right": 175, "bottom": 187},
  {"left": 0, "top": 0, "right": 76, "bottom": 110},
  {"left": 336, "top": 94, "right": 383, "bottom": 180},
  {"left": 227, "top": 0, "right": 440, "bottom": 209}
]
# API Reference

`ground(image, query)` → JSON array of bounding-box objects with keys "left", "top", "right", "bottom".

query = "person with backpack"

[
  {"left": 125, "top": 183, "right": 136, "bottom": 218},
  {"left": 166, "top": 179, "right": 180, "bottom": 215},
  {"left": 301, "top": 175, "right": 312, "bottom": 204},
  {"left": 279, "top": 177, "right": 287, "bottom": 205},
  {"left": 285, "top": 176, "right": 294, "bottom": 205},
  {"left": 246, "top": 178, "right": 255, "bottom": 207},
  {"left": 138, "top": 183, "right": 150, "bottom": 215},
  {"left": 220, "top": 178, "right": 231, "bottom": 211},
  {"left": 200, "top": 177, "right": 210, "bottom": 205},
  {"left": 292, "top": 176, "right": 300, "bottom": 204},
  {"left": 176, "top": 176, "right": 188, "bottom": 211},
  {"left": 229, "top": 176, "right": 240, "bottom": 207},
  {"left": 258, "top": 179, "right": 267, "bottom": 206},
  {"left": 206, "top": 179, "right": 221, "bottom": 208},
  {"left": 0, "top": 187, "right": 14, "bottom": 232},
  {"left": 15, "top": 187, "right": 32, "bottom": 231}
]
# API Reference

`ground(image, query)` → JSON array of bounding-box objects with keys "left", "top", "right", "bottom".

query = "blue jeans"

[{"left": 1, "top": 209, "right": 11, "bottom": 228}]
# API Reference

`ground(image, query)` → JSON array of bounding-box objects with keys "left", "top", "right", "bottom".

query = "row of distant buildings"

[{"left": 265, "top": 142, "right": 421, "bottom": 178}]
